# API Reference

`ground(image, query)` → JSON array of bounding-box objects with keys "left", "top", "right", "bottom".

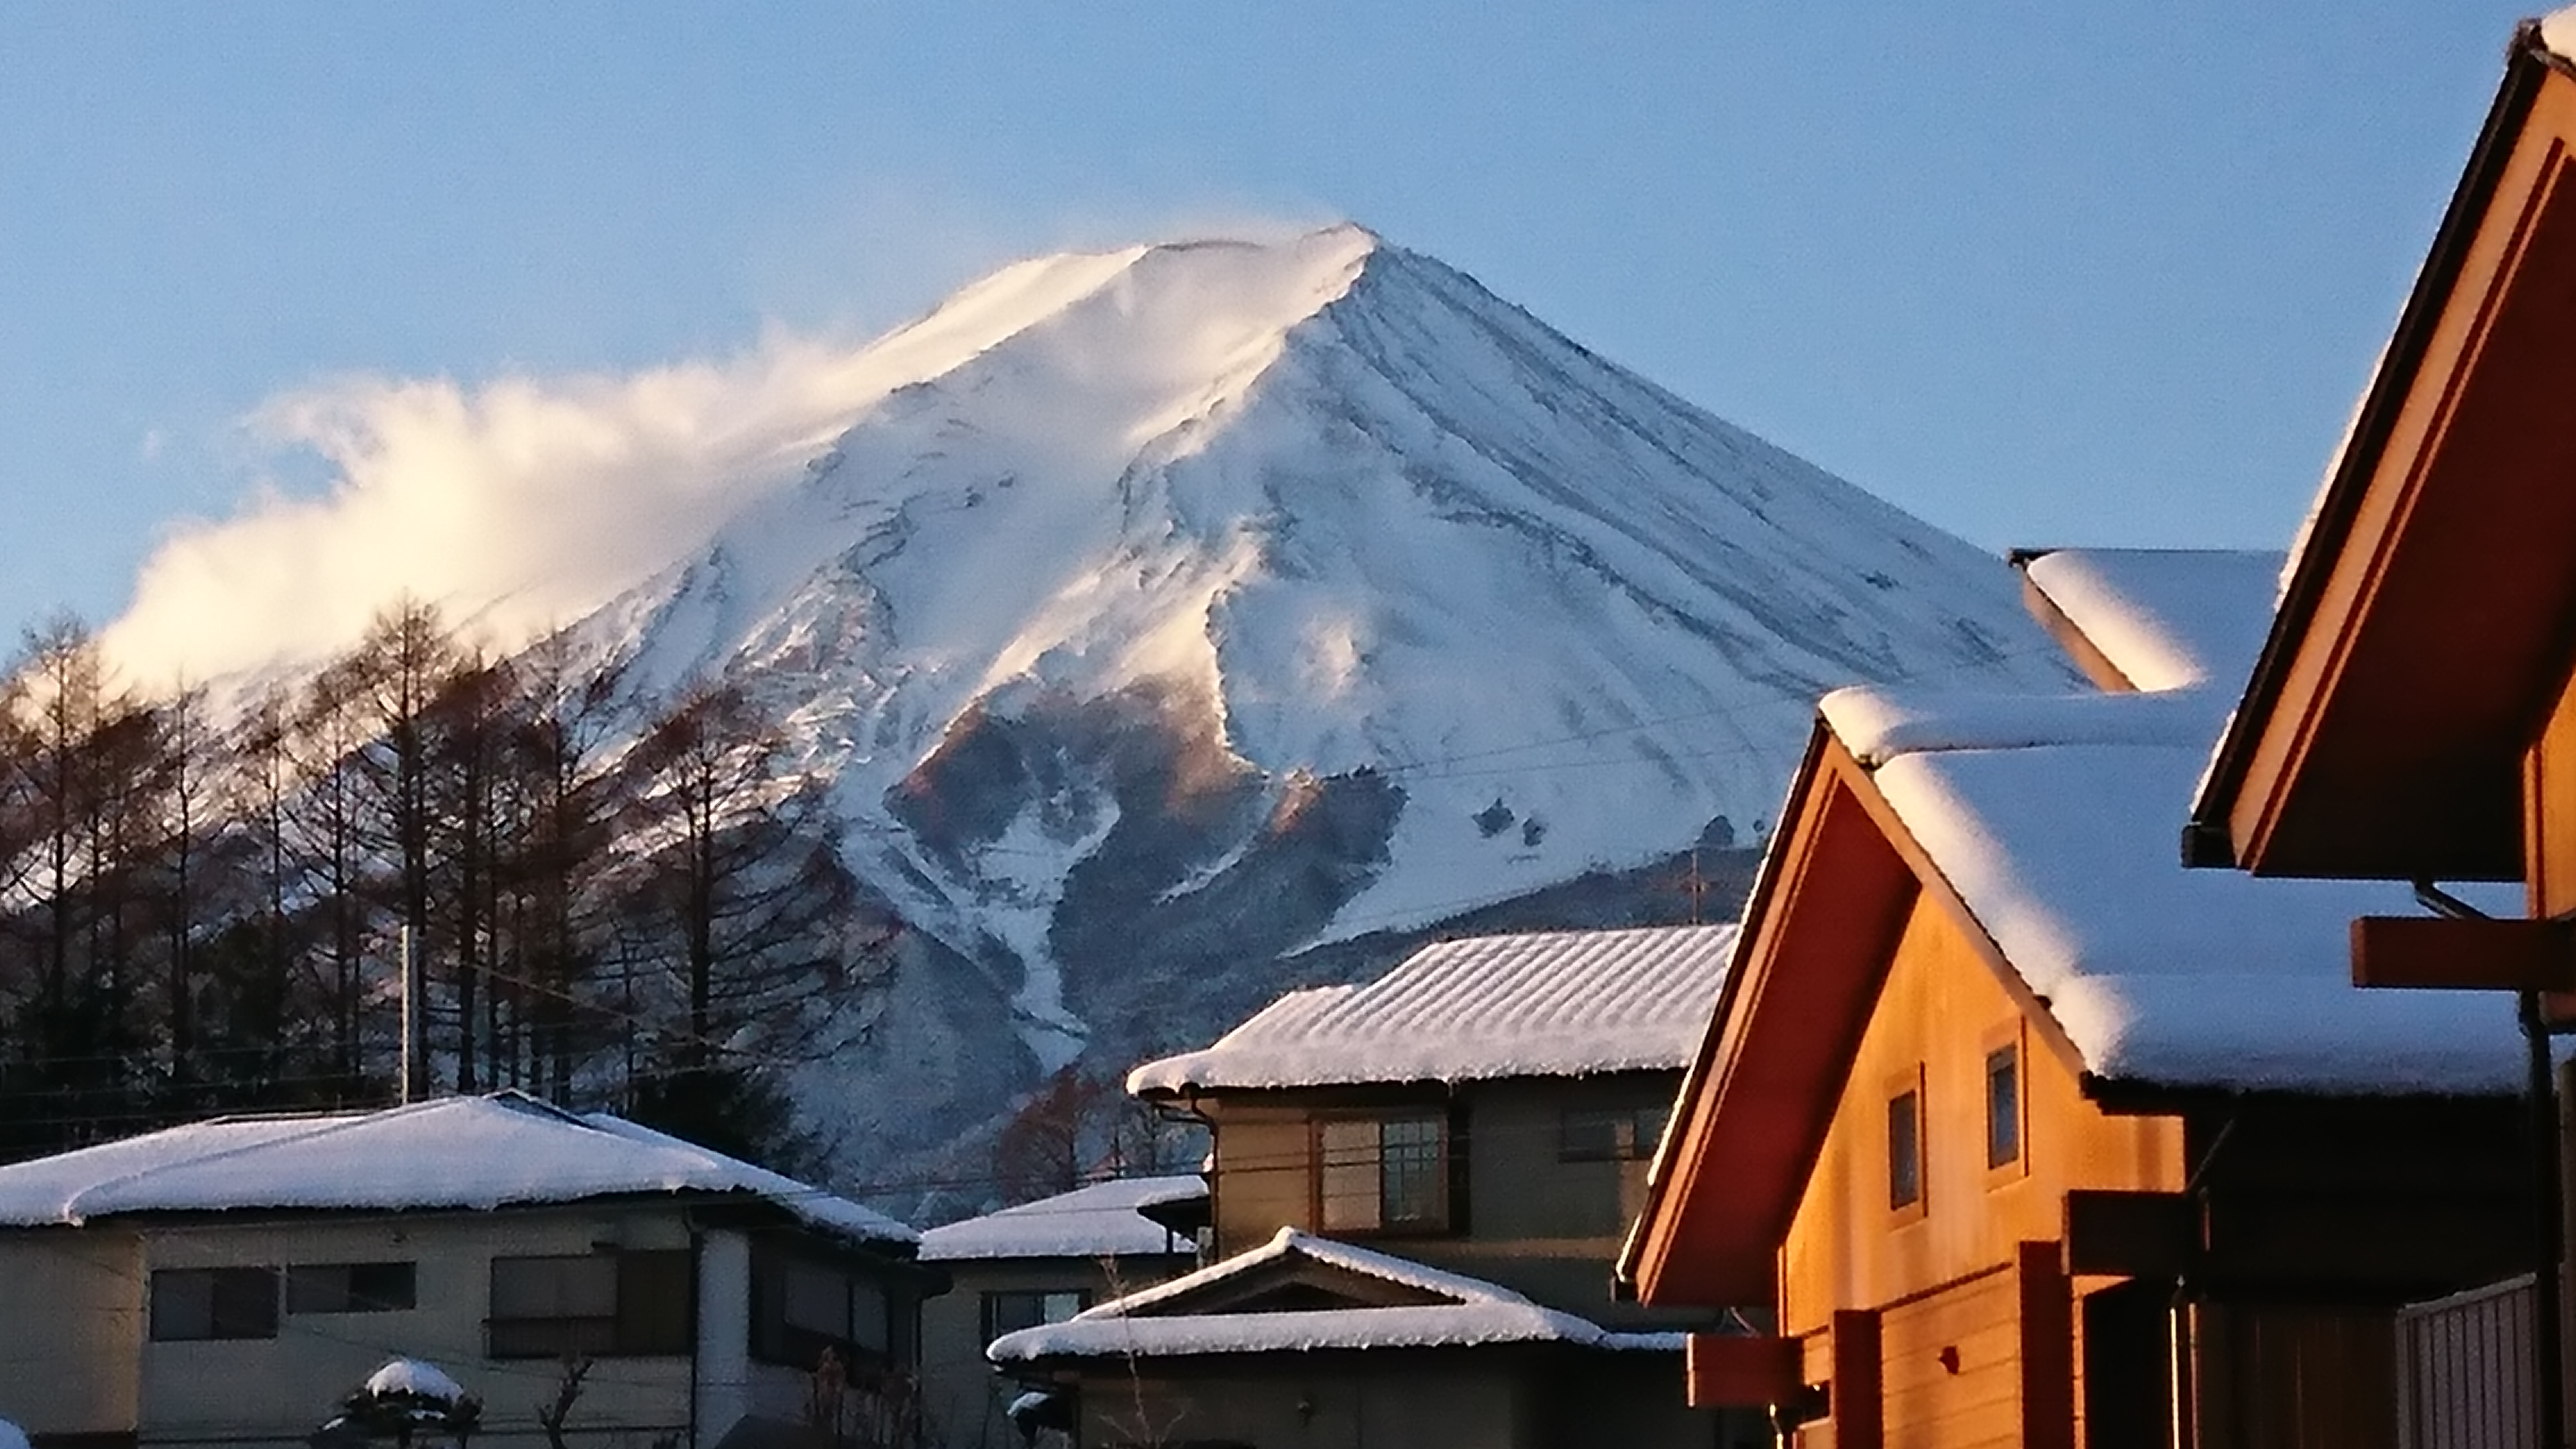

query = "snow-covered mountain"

[{"left": 549, "top": 223, "right": 2074, "bottom": 1198}]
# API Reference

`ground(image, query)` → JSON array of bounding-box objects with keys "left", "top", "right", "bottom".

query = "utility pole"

[{"left": 400, "top": 925, "right": 427, "bottom": 1104}]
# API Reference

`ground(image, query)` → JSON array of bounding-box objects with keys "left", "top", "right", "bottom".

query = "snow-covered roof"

[
  {"left": 2544, "top": 6, "right": 2576, "bottom": 63},
  {"left": 2019, "top": 547, "right": 2284, "bottom": 692},
  {"left": 917, "top": 1175, "right": 1205, "bottom": 1262},
  {"left": 986, "top": 1228, "right": 1680, "bottom": 1362},
  {"left": 0, "top": 1091, "right": 915, "bottom": 1246},
  {"left": 1126, "top": 924, "right": 1737, "bottom": 1095},
  {"left": 1812, "top": 547, "right": 2524, "bottom": 1095}
]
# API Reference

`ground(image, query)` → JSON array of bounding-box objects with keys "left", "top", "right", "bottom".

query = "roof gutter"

[{"left": 2184, "top": 22, "right": 2557, "bottom": 870}]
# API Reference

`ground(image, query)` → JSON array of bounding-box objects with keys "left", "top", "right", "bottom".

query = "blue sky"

[{"left": 0, "top": 3, "right": 2537, "bottom": 646}]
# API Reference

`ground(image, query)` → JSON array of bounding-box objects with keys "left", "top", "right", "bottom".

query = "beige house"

[
  {"left": 913, "top": 1175, "right": 1203, "bottom": 1448},
  {"left": 993, "top": 924, "right": 1754, "bottom": 1449},
  {"left": 0, "top": 1091, "right": 935, "bottom": 1449}
]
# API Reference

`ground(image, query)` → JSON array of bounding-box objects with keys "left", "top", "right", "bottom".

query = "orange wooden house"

[
  {"left": 1621, "top": 548, "right": 2533, "bottom": 1447},
  {"left": 2185, "top": 13, "right": 2576, "bottom": 1442}
]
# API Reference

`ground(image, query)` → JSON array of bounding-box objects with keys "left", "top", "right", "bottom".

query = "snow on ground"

[
  {"left": 0, "top": 1091, "right": 916, "bottom": 1244},
  {"left": 917, "top": 1175, "right": 1205, "bottom": 1261},
  {"left": 1129, "top": 924, "right": 1737, "bottom": 1094}
]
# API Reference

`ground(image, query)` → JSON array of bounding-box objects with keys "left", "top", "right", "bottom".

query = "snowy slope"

[{"left": 524, "top": 224, "right": 2080, "bottom": 1189}]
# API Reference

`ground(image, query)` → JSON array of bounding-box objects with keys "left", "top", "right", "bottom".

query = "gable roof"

[
  {"left": 1623, "top": 549, "right": 2520, "bottom": 1305},
  {"left": 1126, "top": 924, "right": 1737, "bottom": 1095},
  {"left": 2189, "top": 19, "right": 2576, "bottom": 878},
  {"left": 986, "top": 1227, "right": 1680, "bottom": 1362},
  {"left": 917, "top": 1175, "right": 1205, "bottom": 1262},
  {"left": 0, "top": 1091, "right": 916, "bottom": 1247}
]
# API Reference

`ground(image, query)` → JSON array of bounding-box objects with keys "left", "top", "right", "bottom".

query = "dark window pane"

[
  {"left": 1888, "top": 1089, "right": 1922, "bottom": 1210},
  {"left": 615, "top": 1251, "right": 694, "bottom": 1355},
  {"left": 154, "top": 1268, "right": 279, "bottom": 1340},
  {"left": 1560, "top": 1109, "right": 1622, "bottom": 1162},
  {"left": 210, "top": 1269, "right": 280, "bottom": 1338},
  {"left": 150, "top": 1270, "right": 215, "bottom": 1341},
  {"left": 982, "top": 1289, "right": 1089, "bottom": 1342},
  {"left": 1986, "top": 1046, "right": 2021, "bottom": 1169},
  {"left": 288, "top": 1261, "right": 416, "bottom": 1314},
  {"left": 491, "top": 1254, "right": 624, "bottom": 1359},
  {"left": 1629, "top": 1104, "right": 1668, "bottom": 1159}
]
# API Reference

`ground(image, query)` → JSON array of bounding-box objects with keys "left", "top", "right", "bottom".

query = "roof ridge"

[{"left": 56, "top": 1096, "right": 458, "bottom": 1225}]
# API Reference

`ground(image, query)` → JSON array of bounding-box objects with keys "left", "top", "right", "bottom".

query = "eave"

[
  {"left": 2190, "top": 25, "right": 2576, "bottom": 881},
  {"left": 1621, "top": 726, "right": 2086, "bottom": 1307}
]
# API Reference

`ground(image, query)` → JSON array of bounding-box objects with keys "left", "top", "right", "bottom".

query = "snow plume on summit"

[{"left": 99, "top": 237, "right": 1181, "bottom": 684}]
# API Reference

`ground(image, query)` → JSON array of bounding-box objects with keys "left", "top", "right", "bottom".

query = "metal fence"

[{"left": 2397, "top": 1273, "right": 2540, "bottom": 1449}]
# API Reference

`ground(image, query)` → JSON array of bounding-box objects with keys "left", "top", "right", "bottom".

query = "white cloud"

[{"left": 102, "top": 331, "right": 908, "bottom": 686}]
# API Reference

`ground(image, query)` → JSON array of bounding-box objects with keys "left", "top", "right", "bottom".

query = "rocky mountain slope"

[{"left": 539, "top": 223, "right": 2077, "bottom": 1211}]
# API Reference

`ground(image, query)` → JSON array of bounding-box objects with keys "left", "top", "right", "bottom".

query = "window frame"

[
  {"left": 1983, "top": 1021, "right": 2029, "bottom": 1180},
  {"left": 150, "top": 1266, "right": 280, "bottom": 1342},
  {"left": 286, "top": 1260, "right": 418, "bottom": 1315},
  {"left": 1557, "top": 1103, "right": 1668, "bottom": 1163},
  {"left": 488, "top": 1250, "right": 692, "bottom": 1360},
  {"left": 750, "top": 1246, "right": 894, "bottom": 1370},
  {"left": 1311, "top": 1110, "right": 1452, "bottom": 1237},
  {"left": 1886, "top": 1065, "right": 1927, "bottom": 1224},
  {"left": 979, "top": 1287, "right": 1090, "bottom": 1343}
]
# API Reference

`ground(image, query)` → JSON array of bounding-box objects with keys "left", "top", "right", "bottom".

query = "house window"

[
  {"left": 1318, "top": 1114, "right": 1448, "bottom": 1232},
  {"left": 1560, "top": 1104, "right": 1668, "bottom": 1162},
  {"left": 488, "top": 1252, "right": 691, "bottom": 1359},
  {"left": 1888, "top": 1082, "right": 1924, "bottom": 1213},
  {"left": 752, "top": 1253, "right": 892, "bottom": 1368},
  {"left": 1986, "top": 1041, "right": 2023, "bottom": 1170},
  {"left": 288, "top": 1261, "right": 417, "bottom": 1313},
  {"left": 150, "top": 1267, "right": 278, "bottom": 1341},
  {"left": 981, "top": 1289, "right": 1089, "bottom": 1341}
]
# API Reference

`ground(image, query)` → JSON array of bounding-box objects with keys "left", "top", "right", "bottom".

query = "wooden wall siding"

[
  {"left": 2194, "top": 1302, "right": 2402, "bottom": 1449},
  {"left": 2397, "top": 1273, "right": 2541, "bottom": 1449},
  {"left": 1879, "top": 1267, "right": 2019, "bottom": 1447},
  {"left": 1778, "top": 894, "right": 2184, "bottom": 1334}
]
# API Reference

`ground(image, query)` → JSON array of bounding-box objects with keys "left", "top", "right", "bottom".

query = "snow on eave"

[
  {"left": 1126, "top": 925, "right": 1737, "bottom": 1095},
  {"left": 1082, "top": 1227, "right": 1529, "bottom": 1317},
  {"left": 985, "top": 1304, "right": 1685, "bottom": 1362},
  {"left": 1821, "top": 682, "right": 2220, "bottom": 769},
  {"left": 2016, "top": 548, "right": 2285, "bottom": 694},
  {"left": 985, "top": 1227, "right": 1680, "bottom": 1362},
  {"left": 916, "top": 1175, "right": 1206, "bottom": 1262}
]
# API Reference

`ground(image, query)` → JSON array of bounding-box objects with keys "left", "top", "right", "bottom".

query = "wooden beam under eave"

[
  {"left": 2351, "top": 916, "right": 2576, "bottom": 992},
  {"left": 1684, "top": 1334, "right": 1801, "bottom": 1409}
]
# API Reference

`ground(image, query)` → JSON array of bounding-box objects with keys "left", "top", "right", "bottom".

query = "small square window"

[
  {"left": 1887, "top": 1086, "right": 1923, "bottom": 1212},
  {"left": 1986, "top": 1044, "right": 2022, "bottom": 1170}
]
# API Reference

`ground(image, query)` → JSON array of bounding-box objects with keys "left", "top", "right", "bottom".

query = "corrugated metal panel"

[{"left": 2396, "top": 1273, "right": 2537, "bottom": 1449}]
